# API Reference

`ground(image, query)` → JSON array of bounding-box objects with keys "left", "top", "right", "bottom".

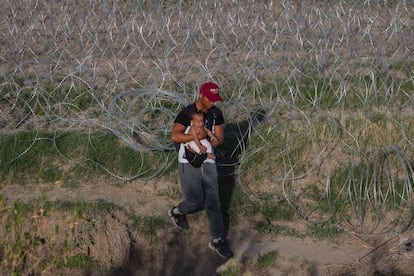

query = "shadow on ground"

[
  {"left": 217, "top": 107, "right": 267, "bottom": 235},
  {"left": 103, "top": 108, "right": 266, "bottom": 276},
  {"left": 106, "top": 235, "right": 227, "bottom": 276}
]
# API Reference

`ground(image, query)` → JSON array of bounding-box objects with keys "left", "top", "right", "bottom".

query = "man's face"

[{"left": 199, "top": 94, "right": 215, "bottom": 112}]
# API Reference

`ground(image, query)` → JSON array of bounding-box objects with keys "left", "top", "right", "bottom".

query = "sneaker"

[
  {"left": 168, "top": 207, "right": 189, "bottom": 230},
  {"left": 208, "top": 238, "right": 234, "bottom": 258}
]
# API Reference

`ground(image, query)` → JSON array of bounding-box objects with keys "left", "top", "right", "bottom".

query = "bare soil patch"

[{"left": 2, "top": 177, "right": 414, "bottom": 275}]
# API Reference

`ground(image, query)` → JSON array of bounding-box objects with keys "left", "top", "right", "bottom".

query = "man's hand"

[
  {"left": 210, "top": 135, "right": 219, "bottom": 147},
  {"left": 210, "top": 124, "right": 224, "bottom": 148}
]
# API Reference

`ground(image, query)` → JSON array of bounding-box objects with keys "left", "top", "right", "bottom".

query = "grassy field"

[{"left": 1, "top": 0, "right": 414, "bottom": 275}]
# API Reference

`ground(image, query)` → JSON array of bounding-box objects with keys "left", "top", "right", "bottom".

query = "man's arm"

[
  {"left": 205, "top": 127, "right": 218, "bottom": 144},
  {"left": 211, "top": 124, "right": 224, "bottom": 148}
]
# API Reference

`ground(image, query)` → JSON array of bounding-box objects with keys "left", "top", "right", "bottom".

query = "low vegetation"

[{"left": 1, "top": 1, "right": 413, "bottom": 273}]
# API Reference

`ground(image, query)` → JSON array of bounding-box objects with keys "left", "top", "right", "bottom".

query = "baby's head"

[{"left": 190, "top": 111, "right": 204, "bottom": 128}]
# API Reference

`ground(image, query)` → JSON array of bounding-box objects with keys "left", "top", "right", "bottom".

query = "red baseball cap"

[{"left": 199, "top": 82, "right": 223, "bottom": 102}]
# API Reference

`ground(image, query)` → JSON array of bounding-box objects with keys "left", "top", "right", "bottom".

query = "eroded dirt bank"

[{"left": 2, "top": 180, "right": 414, "bottom": 275}]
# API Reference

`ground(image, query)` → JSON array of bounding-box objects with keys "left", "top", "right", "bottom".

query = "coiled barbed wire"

[{"left": 0, "top": 0, "right": 413, "bottom": 233}]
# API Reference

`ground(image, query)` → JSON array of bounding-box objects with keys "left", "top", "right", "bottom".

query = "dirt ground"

[{"left": 2, "top": 177, "right": 414, "bottom": 276}]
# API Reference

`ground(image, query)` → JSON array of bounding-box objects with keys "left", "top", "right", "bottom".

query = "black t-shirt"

[{"left": 174, "top": 103, "right": 224, "bottom": 131}]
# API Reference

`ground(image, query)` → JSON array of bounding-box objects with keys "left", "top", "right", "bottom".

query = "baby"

[{"left": 185, "top": 111, "right": 218, "bottom": 160}]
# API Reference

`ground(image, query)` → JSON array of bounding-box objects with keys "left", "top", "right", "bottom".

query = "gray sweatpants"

[{"left": 177, "top": 162, "right": 225, "bottom": 239}]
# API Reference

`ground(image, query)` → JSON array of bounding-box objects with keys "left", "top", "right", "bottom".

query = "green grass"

[
  {"left": 54, "top": 199, "right": 121, "bottom": 219},
  {"left": 255, "top": 220, "right": 302, "bottom": 237},
  {"left": 307, "top": 223, "right": 344, "bottom": 240},
  {"left": 56, "top": 253, "right": 100, "bottom": 269},
  {"left": 0, "top": 131, "right": 176, "bottom": 184},
  {"left": 131, "top": 215, "right": 168, "bottom": 239},
  {"left": 0, "top": 131, "right": 54, "bottom": 180},
  {"left": 257, "top": 250, "right": 278, "bottom": 269},
  {"left": 227, "top": 187, "right": 259, "bottom": 221},
  {"left": 299, "top": 183, "right": 348, "bottom": 223},
  {"left": 323, "top": 148, "right": 414, "bottom": 232},
  {"left": 259, "top": 198, "right": 296, "bottom": 221},
  {"left": 53, "top": 199, "right": 169, "bottom": 240}
]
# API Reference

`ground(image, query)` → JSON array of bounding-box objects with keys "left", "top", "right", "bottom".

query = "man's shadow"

[{"left": 216, "top": 107, "right": 266, "bottom": 235}]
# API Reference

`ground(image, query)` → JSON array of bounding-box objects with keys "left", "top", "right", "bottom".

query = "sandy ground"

[{"left": 5, "top": 177, "right": 414, "bottom": 275}]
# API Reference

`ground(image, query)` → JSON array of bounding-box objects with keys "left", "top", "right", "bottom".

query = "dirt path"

[{"left": 1, "top": 179, "right": 412, "bottom": 275}]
